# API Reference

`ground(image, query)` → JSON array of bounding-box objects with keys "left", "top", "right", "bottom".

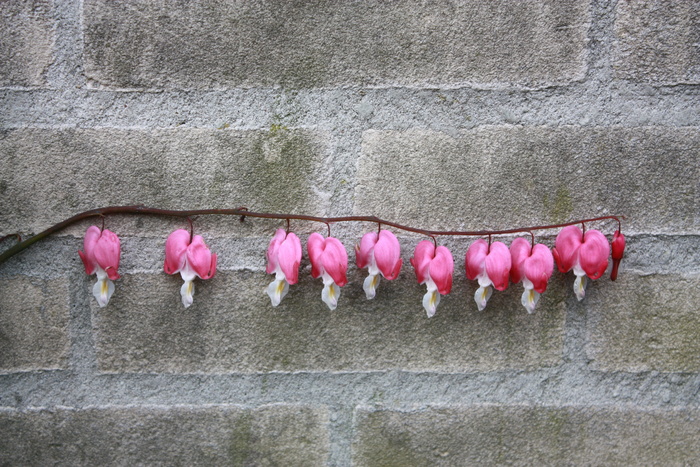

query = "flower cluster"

[
  {"left": 164, "top": 229, "right": 217, "bottom": 308},
  {"left": 79, "top": 225, "right": 217, "bottom": 308},
  {"left": 410, "top": 240, "right": 453, "bottom": 317},
  {"left": 461, "top": 226, "right": 625, "bottom": 314},
  {"left": 78, "top": 226, "right": 121, "bottom": 307},
  {"left": 265, "top": 229, "right": 302, "bottom": 307},
  {"left": 78, "top": 223, "right": 625, "bottom": 314}
]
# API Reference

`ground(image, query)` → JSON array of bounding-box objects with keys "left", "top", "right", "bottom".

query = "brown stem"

[
  {"left": 0, "top": 205, "right": 625, "bottom": 266},
  {"left": 187, "top": 217, "right": 194, "bottom": 242}
]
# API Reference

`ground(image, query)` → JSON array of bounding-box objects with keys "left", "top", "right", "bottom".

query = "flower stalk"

[{"left": 0, "top": 205, "right": 625, "bottom": 266}]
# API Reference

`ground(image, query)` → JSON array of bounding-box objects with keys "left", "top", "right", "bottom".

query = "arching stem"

[{"left": 0, "top": 205, "right": 626, "bottom": 266}]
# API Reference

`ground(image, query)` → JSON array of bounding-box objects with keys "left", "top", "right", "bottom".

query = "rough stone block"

[
  {"left": 613, "top": 0, "right": 700, "bottom": 84},
  {"left": 353, "top": 406, "right": 700, "bottom": 466},
  {"left": 586, "top": 274, "right": 700, "bottom": 372},
  {"left": 0, "top": 0, "right": 53, "bottom": 87},
  {"left": 82, "top": 0, "right": 588, "bottom": 89},
  {"left": 0, "top": 275, "right": 69, "bottom": 372},
  {"left": 0, "top": 128, "right": 328, "bottom": 236},
  {"left": 0, "top": 405, "right": 329, "bottom": 466},
  {"left": 355, "top": 127, "right": 699, "bottom": 234},
  {"left": 94, "top": 268, "right": 565, "bottom": 373}
]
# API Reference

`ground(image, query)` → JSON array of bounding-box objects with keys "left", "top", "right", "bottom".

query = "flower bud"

[{"left": 610, "top": 230, "right": 626, "bottom": 281}]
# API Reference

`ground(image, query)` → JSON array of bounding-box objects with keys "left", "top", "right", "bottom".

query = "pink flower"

[
  {"left": 355, "top": 230, "right": 402, "bottom": 299},
  {"left": 610, "top": 230, "right": 626, "bottom": 281},
  {"left": 307, "top": 232, "right": 348, "bottom": 310},
  {"left": 510, "top": 238, "right": 554, "bottom": 313},
  {"left": 410, "top": 241, "right": 453, "bottom": 317},
  {"left": 164, "top": 229, "right": 217, "bottom": 308},
  {"left": 552, "top": 225, "right": 609, "bottom": 301},
  {"left": 78, "top": 225, "right": 121, "bottom": 307},
  {"left": 265, "top": 229, "right": 302, "bottom": 306},
  {"left": 465, "top": 240, "right": 510, "bottom": 311}
]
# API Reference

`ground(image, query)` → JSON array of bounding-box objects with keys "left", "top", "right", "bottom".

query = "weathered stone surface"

[
  {"left": 0, "top": 0, "right": 53, "bottom": 87},
  {"left": 0, "top": 128, "right": 328, "bottom": 236},
  {"left": 353, "top": 406, "right": 700, "bottom": 466},
  {"left": 613, "top": 0, "right": 700, "bottom": 84},
  {"left": 355, "top": 127, "right": 699, "bottom": 234},
  {"left": 620, "top": 235, "right": 700, "bottom": 276},
  {"left": 586, "top": 274, "right": 700, "bottom": 372},
  {"left": 94, "top": 268, "right": 565, "bottom": 373},
  {"left": 82, "top": 0, "right": 588, "bottom": 89},
  {"left": 0, "top": 405, "right": 329, "bottom": 466},
  {"left": 0, "top": 276, "right": 69, "bottom": 372}
]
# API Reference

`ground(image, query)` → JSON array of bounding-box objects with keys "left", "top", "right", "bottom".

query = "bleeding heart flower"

[
  {"left": 266, "top": 228, "right": 302, "bottom": 306},
  {"left": 610, "top": 230, "right": 626, "bottom": 281},
  {"left": 164, "top": 229, "right": 217, "bottom": 308},
  {"left": 552, "top": 225, "right": 609, "bottom": 301},
  {"left": 510, "top": 238, "right": 554, "bottom": 313},
  {"left": 307, "top": 232, "right": 348, "bottom": 310},
  {"left": 356, "top": 230, "right": 402, "bottom": 299},
  {"left": 410, "top": 241, "right": 453, "bottom": 317},
  {"left": 465, "top": 240, "right": 511, "bottom": 311},
  {"left": 78, "top": 225, "right": 121, "bottom": 307}
]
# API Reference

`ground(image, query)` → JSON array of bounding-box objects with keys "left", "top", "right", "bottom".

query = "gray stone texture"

[
  {"left": 0, "top": 0, "right": 54, "bottom": 87},
  {"left": 614, "top": 0, "right": 700, "bottom": 84},
  {"left": 586, "top": 274, "right": 700, "bottom": 372},
  {"left": 0, "top": 275, "right": 69, "bottom": 372},
  {"left": 0, "top": 128, "right": 328, "bottom": 236},
  {"left": 0, "top": 405, "right": 329, "bottom": 466},
  {"left": 0, "top": 1, "right": 699, "bottom": 465},
  {"left": 82, "top": 0, "right": 589, "bottom": 89},
  {"left": 355, "top": 127, "right": 699, "bottom": 234},
  {"left": 94, "top": 269, "right": 566, "bottom": 373},
  {"left": 353, "top": 406, "right": 700, "bottom": 466}
]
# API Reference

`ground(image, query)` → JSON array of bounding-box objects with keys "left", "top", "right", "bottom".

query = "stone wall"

[{"left": 1, "top": 0, "right": 699, "bottom": 465}]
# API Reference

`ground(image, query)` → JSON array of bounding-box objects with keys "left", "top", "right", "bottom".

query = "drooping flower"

[
  {"left": 265, "top": 228, "right": 302, "bottom": 306},
  {"left": 552, "top": 225, "right": 609, "bottom": 301},
  {"left": 355, "top": 230, "right": 402, "bottom": 299},
  {"left": 410, "top": 240, "right": 453, "bottom": 317},
  {"left": 510, "top": 238, "right": 554, "bottom": 313},
  {"left": 78, "top": 225, "right": 121, "bottom": 307},
  {"left": 610, "top": 230, "right": 626, "bottom": 281},
  {"left": 465, "top": 240, "right": 511, "bottom": 311},
  {"left": 164, "top": 229, "right": 217, "bottom": 308},
  {"left": 307, "top": 232, "right": 348, "bottom": 310}
]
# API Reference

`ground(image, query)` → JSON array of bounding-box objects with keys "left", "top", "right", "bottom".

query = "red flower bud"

[{"left": 610, "top": 230, "right": 626, "bottom": 281}]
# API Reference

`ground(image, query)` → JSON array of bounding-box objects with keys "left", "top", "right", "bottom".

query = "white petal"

[
  {"left": 367, "top": 254, "right": 380, "bottom": 277},
  {"left": 422, "top": 289, "right": 440, "bottom": 318},
  {"left": 95, "top": 266, "right": 107, "bottom": 280},
  {"left": 363, "top": 274, "right": 380, "bottom": 300},
  {"left": 92, "top": 277, "right": 114, "bottom": 307},
  {"left": 521, "top": 288, "right": 540, "bottom": 314},
  {"left": 180, "top": 262, "right": 196, "bottom": 283},
  {"left": 574, "top": 274, "right": 587, "bottom": 301},
  {"left": 180, "top": 280, "right": 194, "bottom": 308},
  {"left": 474, "top": 285, "right": 492, "bottom": 311},
  {"left": 425, "top": 276, "right": 438, "bottom": 293},
  {"left": 322, "top": 281, "right": 340, "bottom": 310},
  {"left": 266, "top": 278, "right": 289, "bottom": 307},
  {"left": 477, "top": 271, "right": 493, "bottom": 288}
]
